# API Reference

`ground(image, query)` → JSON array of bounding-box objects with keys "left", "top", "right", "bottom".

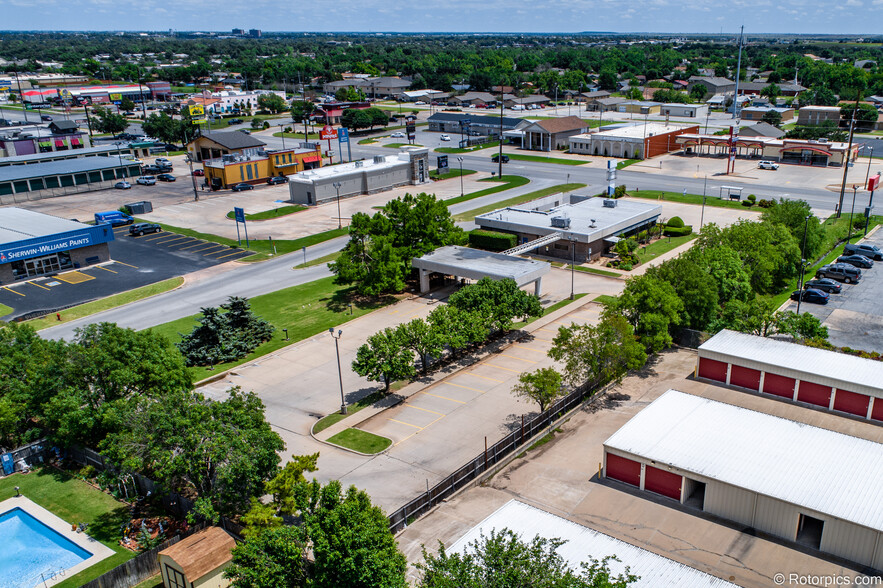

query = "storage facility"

[
  {"left": 696, "top": 329, "right": 883, "bottom": 422},
  {"left": 603, "top": 390, "right": 883, "bottom": 569},
  {"left": 0, "top": 156, "right": 142, "bottom": 203}
]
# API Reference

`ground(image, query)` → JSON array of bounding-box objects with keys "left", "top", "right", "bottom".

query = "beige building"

[
  {"left": 158, "top": 527, "right": 236, "bottom": 588},
  {"left": 676, "top": 133, "right": 858, "bottom": 166},
  {"left": 797, "top": 106, "right": 842, "bottom": 126}
]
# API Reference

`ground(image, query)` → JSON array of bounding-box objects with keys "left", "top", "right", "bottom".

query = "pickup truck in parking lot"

[
  {"left": 843, "top": 242, "right": 883, "bottom": 261},
  {"left": 816, "top": 263, "right": 862, "bottom": 284}
]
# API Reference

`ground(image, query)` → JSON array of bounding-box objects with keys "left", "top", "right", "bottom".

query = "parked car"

[
  {"left": 836, "top": 254, "right": 874, "bottom": 269},
  {"left": 491, "top": 154, "right": 510, "bottom": 163},
  {"left": 129, "top": 223, "right": 161, "bottom": 236},
  {"left": 390, "top": 131, "right": 406, "bottom": 138},
  {"left": 114, "top": 181, "right": 132, "bottom": 190},
  {"left": 240, "top": 129, "right": 252, "bottom": 134},
  {"left": 803, "top": 278, "right": 842, "bottom": 294},
  {"left": 267, "top": 176, "right": 289, "bottom": 185},
  {"left": 440, "top": 134, "right": 451, "bottom": 141},
  {"left": 816, "top": 263, "right": 862, "bottom": 284},
  {"left": 192, "top": 169, "right": 205, "bottom": 176},
  {"left": 94, "top": 211, "right": 134, "bottom": 226},
  {"left": 40, "top": 114, "right": 53, "bottom": 121},
  {"left": 843, "top": 242, "right": 883, "bottom": 261},
  {"left": 791, "top": 289, "right": 830, "bottom": 305},
  {"left": 141, "top": 165, "right": 161, "bottom": 174},
  {"left": 155, "top": 158, "right": 172, "bottom": 166},
  {"left": 136, "top": 176, "right": 156, "bottom": 186},
  {"left": 156, "top": 173, "right": 176, "bottom": 182},
  {"left": 232, "top": 182, "right": 254, "bottom": 192},
  {"left": 228, "top": 118, "right": 243, "bottom": 125},
  {"left": 758, "top": 160, "right": 779, "bottom": 170}
]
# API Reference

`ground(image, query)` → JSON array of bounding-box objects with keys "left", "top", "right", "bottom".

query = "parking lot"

[
  {"left": 0, "top": 224, "right": 252, "bottom": 320},
  {"left": 781, "top": 231, "right": 883, "bottom": 350}
]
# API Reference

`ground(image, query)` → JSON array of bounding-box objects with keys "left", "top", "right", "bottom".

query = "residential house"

[
  {"left": 451, "top": 92, "right": 499, "bottom": 106},
  {"left": 739, "top": 121, "right": 786, "bottom": 139},
  {"left": 736, "top": 82, "right": 806, "bottom": 97}
]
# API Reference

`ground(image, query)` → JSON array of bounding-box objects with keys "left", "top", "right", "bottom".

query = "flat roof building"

[
  {"left": 0, "top": 143, "right": 151, "bottom": 167},
  {"left": 411, "top": 245, "right": 550, "bottom": 296},
  {"left": 203, "top": 145, "right": 322, "bottom": 190},
  {"left": 675, "top": 133, "right": 857, "bottom": 167},
  {"left": 569, "top": 123, "right": 698, "bottom": 159},
  {"left": 475, "top": 193, "right": 661, "bottom": 262},
  {"left": 603, "top": 390, "right": 883, "bottom": 570},
  {"left": 0, "top": 156, "right": 142, "bottom": 203},
  {"left": 0, "top": 208, "right": 114, "bottom": 283}
]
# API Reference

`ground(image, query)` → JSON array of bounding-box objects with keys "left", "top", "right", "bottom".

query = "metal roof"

[
  {"left": 195, "top": 131, "right": 266, "bottom": 150},
  {"left": 0, "top": 207, "right": 92, "bottom": 245},
  {"left": 699, "top": 329, "right": 883, "bottom": 398},
  {"left": 0, "top": 156, "right": 137, "bottom": 183},
  {"left": 411, "top": 246, "right": 549, "bottom": 286},
  {"left": 450, "top": 500, "right": 738, "bottom": 588},
  {"left": 0, "top": 144, "right": 130, "bottom": 165},
  {"left": 604, "top": 390, "right": 883, "bottom": 533}
]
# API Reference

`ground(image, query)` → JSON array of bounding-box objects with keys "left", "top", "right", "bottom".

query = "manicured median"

[
  {"left": 225, "top": 205, "right": 306, "bottom": 221},
  {"left": 627, "top": 190, "right": 757, "bottom": 211},
  {"left": 327, "top": 428, "right": 392, "bottom": 454},
  {"left": 503, "top": 153, "right": 588, "bottom": 166},
  {"left": 444, "top": 175, "right": 530, "bottom": 207},
  {"left": 430, "top": 168, "right": 477, "bottom": 180},
  {"left": 453, "top": 182, "right": 586, "bottom": 222}
]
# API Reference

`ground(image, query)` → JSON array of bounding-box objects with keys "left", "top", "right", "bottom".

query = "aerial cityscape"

[{"left": 0, "top": 23, "right": 882, "bottom": 588}]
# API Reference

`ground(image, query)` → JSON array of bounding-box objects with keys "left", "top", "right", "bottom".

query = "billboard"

[
  {"left": 109, "top": 93, "right": 123, "bottom": 102},
  {"left": 188, "top": 104, "right": 205, "bottom": 118}
]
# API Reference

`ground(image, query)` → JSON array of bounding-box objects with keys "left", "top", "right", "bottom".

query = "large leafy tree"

[
  {"left": 684, "top": 244, "right": 752, "bottom": 305},
  {"left": 647, "top": 257, "right": 719, "bottom": 331},
  {"left": 400, "top": 319, "right": 445, "bottom": 374},
  {"left": 176, "top": 296, "right": 274, "bottom": 366},
  {"left": 89, "top": 105, "right": 128, "bottom": 135},
  {"left": 290, "top": 100, "right": 315, "bottom": 138},
  {"left": 225, "top": 526, "right": 309, "bottom": 588},
  {"left": 512, "top": 367, "right": 564, "bottom": 413},
  {"left": 417, "top": 528, "right": 638, "bottom": 588},
  {"left": 447, "top": 278, "right": 543, "bottom": 333},
  {"left": 142, "top": 111, "right": 186, "bottom": 146},
  {"left": 240, "top": 453, "right": 320, "bottom": 537},
  {"left": 604, "top": 274, "right": 683, "bottom": 353},
  {"left": 352, "top": 327, "right": 415, "bottom": 392},
  {"left": 257, "top": 93, "right": 287, "bottom": 114},
  {"left": 760, "top": 200, "right": 824, "bottom": 258},
  {"left": 709, "top": 297, "right": 778, "bottom": 337}
]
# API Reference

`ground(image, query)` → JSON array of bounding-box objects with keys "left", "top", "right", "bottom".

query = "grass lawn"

[
  {"left": 574, "top": 266, "right": 621, "bottom": 278},
  {"left": 443, "top": 175, "right": 530, "bottom": 207},
  {"left": 147, "top": 276, "right": 396, "bottom": 379},
  {"left": 271, "top": 131, "right": 311, "bottom": 139},
  {"left": 593, "top": 294, "right": 618, "bottom": 305},
  {"left": 513, "top": 294, "right": 587, "bottom": 329},
  {"left": 23, "top": 278, "right": 184, "bottom": 331},
  {"left": 435, "top": 141, "right": 500, "bottom": 154},
  {"left": 430, "top": 168, "right": 477, "bottom": 180},
  {"left": 327, "top": 428, "right": 392, "bottom": 454},
  {"left": 313, "top": 391, "right": 387, "bottom": 433},
  {"left": 0, "top": 303, "right": 12, "bottom": 317},
  {"left": 358, "top": 138, "right": 379, "bottom": 144},
  {"left": 616, "top": 159, "right": 640, "bottom": 170},
  {"left": 503, "top": 153, "right": 587, "bottom": 166},
  {"left": 628, "top": 190, "right": 756, "bottom": 211},
  {"left": 453, "top": 182, "right": 585, "bottom": 222},
  {"left": 132, "top": 576, "right": 163, "bottom": 588},
  {"left": 635, "top": 234, "right": 697, "bottom": 265},
  {"left": 0, "top": 468, "right": 134, "bottom": 588},
  {"left": 294, "top": 251, "right": 341, "bottom": 269},
  {"left": 383, "top": 142, "right": 423, "bottom": 148},
  {"left": 225, "top": 205, "right": 306, "bottom": 221}
]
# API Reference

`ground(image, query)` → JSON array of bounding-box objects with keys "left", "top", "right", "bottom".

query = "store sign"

[
  {"left": 0, "top": 228, "right": 109, "bottom": 264},
  {"left": 320, "top": 125, "right": 338, "bottom": 140},
  {"left": 337, "top": 128, "right": 349, "bottom": 143},
  {"left": 868, "top": 173, "right": 881, "bottom": 192},
  {"left": 188, "top": 104, "right": 205, "bottom": 118},
  {"left": 437, "top": 155, "right": 448, "bottom": 170},
  {"left": 109, "top": 93, "right": 123, "bottom": 102}
]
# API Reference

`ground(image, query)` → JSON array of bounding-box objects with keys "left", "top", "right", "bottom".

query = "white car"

[
  {"left": 114, "top": 181, "right": 131, "bottom": 190},
  {"left": 415, "top": 101, "right": 426, "bottom": 105},
  {"left": 155, "top": 158, "right": 171, "bottom": 165},
  {"left": 758, "top": 160, "right": 779, "bottom": 170},
  {"left": 390, "top": 131, "right": 406, "bottom": 138},
  {"left": 137, "top": 176, "right": 156, "bottom": 185},
  {"left": 440, "top": 134, "right": 451, "bottom": 141}
]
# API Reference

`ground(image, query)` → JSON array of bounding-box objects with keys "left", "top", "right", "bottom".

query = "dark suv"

[
  {"left": 129, "top": 223, "right": 162, "bottom": 236},
  {"left": 491, "top": 154, "right": 510, "bottom": 163},
  {"left": 843, "top": 242, "right": 883, "bottom": 261},
  {"left": 816, "top": 263, "right": 862, "bottom": 284}
]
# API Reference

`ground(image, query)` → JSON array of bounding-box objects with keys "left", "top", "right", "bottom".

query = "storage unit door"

[
  {"left": 729, "top": 365, "right": 761, "bottom": 391},
  {"left": 797, "top": 381, "right": 832, "bottom": 408},
  {"left": 698, "top": 357, "right": 728, "bottom": 382},
  {"left": 605, "top": 453, "right": 641, "bottom": 487},
  {"left": 762, "top": 372, "right": 795, "bottom": 399},
  {"left": 872, "top": 399, "right": 883, "bottom": 422},
  {"left": 832, "top": 389, "right": 870, "bottom": 417},
  {"left": 644, "top": 465, "right": 682, "bottom": 500}
]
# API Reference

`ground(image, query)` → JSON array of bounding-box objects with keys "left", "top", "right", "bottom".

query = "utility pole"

[
  {"left": 733, "top": 25, "right": 744, "bottom": 120},
  {"left": 498, "top": 84, "right": 504, "bottom": 178},
  {"left": 837, "top": 96, "right": 862, "bottom": 217}
]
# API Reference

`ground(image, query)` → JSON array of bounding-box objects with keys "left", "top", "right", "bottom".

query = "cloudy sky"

[{"left": 2, "top": 0, "right": 880, "bottom": 34}]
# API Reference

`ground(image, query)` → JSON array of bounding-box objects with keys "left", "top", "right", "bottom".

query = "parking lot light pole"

[
  {"left": 457, "top": 157, "right": 464, "bottom": 196},
  {"left": 185, "top": 154, "right": 199, "bottom": 201},
  {"left": 279, "top": 124, "right": 286, "bottom": 150},
  {"left": 333, "top": 182, "right": 342, "bottom": 229},
  {"left": 797, "top": 215, "right": 811, "bottom": 315},
  {"left": 329, "top": 328, "right": 346, "bottom": 414},
  {"left": 848, "top": 186, "right": 859, "bottom": 242}
]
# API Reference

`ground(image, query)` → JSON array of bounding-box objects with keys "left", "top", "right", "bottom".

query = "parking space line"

[
  {"left": 484, "top": 363, "right": 522, "bottom": 373},
  {"left": 462, "top": 372, "right": 504, "bottom": 383},
  {"left": 192, "top": 244, "right": 223, "bottom": 253},
  {"left": 215, "top": 250, "right": 248, "bottom": 259},
  {"left": 172, "top": 240, "right": 201, "bottom": 249},
  {"left": 95, "top": 266, "right": 118, "bottom": 273},
  {"left": 388, "top": 418, "right": 423, "bottom": 430},
  {"left": 2, "top": 286, "right": 25, "bottom": 297},
  {"left": 530, "top": 336, "right": 553, "bottom": 342},
  {"left": 112, "top": 261, "right": 138, "bottom": 269},
  {"left": 514, "top": 344, "right": 546, "bottom": 353},
  {"left": 179, "top": 241, "right": 210, "bottom": 250},
  {"left": 420, "top": 391, "right": 466, "bottom": 404},
  {"left": 500, "top": 353, "right": 537, "bottom": 363},
  {"left": 443, "top": 381, "right": 485, "bottom": 393},
  {"left": 537, "top": 327, "right": 558, "bottom": 334},
  {"left": 144, "top": 234, "right": 169, "bottom": 242},
  {"left": 156, "top": 236, "right": 191, "bottom": 245},
  {"left": 55, "top": 271, "right": 95, "bottom": 284},
  {"left": 28, "top": 281, "right": 50, "bottom": 290},
  {"left": 407, "top": 405, "right": 445, "bottom": 416}
]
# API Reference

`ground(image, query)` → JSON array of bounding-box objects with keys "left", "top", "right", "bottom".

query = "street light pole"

[
  {"left": 797, "top": 215, "right": 810, "bottom": 315},
  {"left": 570, "top": 234, "right": 575, "bottom": 300},
  {"left": 866, "top": 145, "right": 874, "bottom": 186},
  {"left": 185, "top": 154, "right": 199, "bottom": 201},
  {"left": 700, "top": 175, "right": 708, "bottom": 230},
  {"left": 333, "top": 181, "right": 342, "bottom": 229},
  {"left": 329, "top": 328, "right": 346, "bottom": 414},
  {"left": 279, "top": 124, "right": 286, "bottom": 150},
  {"left": 457, "top": 157, "right": 464, "bottom": 197},
  {"left": 848, "top": 186, "right": 858, "bottom": 242}
]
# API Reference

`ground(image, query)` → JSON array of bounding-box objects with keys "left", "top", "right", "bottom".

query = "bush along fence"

[{"left": 386, "top": 378, "right": 607, "bottom": 534}]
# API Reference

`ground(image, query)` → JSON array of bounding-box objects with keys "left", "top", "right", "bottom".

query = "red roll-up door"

[
  {"left": 763, "top": 372, "right": 795, "bottom": 399},
  {"left": 698, "top": 357, "right": 728, "bottom": 382},
  {"left": 605, "top": 452, "right": 641, "bottom": 487},
  {"left": 729, "top": 364, "right": 761, "bottom": 391},
  {"left": 644, "top": 465, "right": 682, "bottom": 500},
  {"left": 797, "top": 381, "right": 832, "bottom": 408},
  {"left": 872, "top": 399, "right": 883, "bottom": 422},
  {"left": 833, "top": 389, "right": 870, "bottom": 417}
]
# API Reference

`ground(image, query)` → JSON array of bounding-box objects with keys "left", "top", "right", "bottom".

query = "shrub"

[
  {"left": 663, "top": 225, "right": 693, "bottom": 237},
  {"left": 853, "top": 217, "right": 867, "bottom": 230},
  {"left": 468, "top": 229, "right": 517, "bottom": 252},
  {"left": 758, "top": 199, "right": 775, "bottom": 208},
  {"left": 741, "top": 200, "right": 754, "bottom": 207},
  {"left": 613, "top": 184, "right": 627, "bottom": 198},
  {"left": 667, "top": 216, "right": 685, "bottom": 228},
  {"left": 748, "top": 194, "right": 757, "bottom": 203},
  {"left": 262, "top": 121, "right": 270, "bottom": 129},
  {"left": 619, "top": 263, "right": 633, "bottom": 271}
]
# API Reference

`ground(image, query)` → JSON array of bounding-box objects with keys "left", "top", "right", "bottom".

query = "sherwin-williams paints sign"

[{"left": 0, "top": 226, "right": 113, "bottom": 263}]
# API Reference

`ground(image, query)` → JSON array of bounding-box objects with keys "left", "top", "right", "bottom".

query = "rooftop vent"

[
  {"left": 373, "top": 155, "right": 385, "bottom": 164},
  {"left": 354, "top": 160, "right": 363, "bottom": 168},
  {"left": 603, "top": 199, "right": 617, "bottom": 208},
  {"left": 550, "top": 216, "right": 571, "bottom": 229},
  {"left": 589, "top": 219, "right": 597, "bottom": 228}
]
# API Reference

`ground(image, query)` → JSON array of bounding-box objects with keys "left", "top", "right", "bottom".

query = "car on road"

[
  {"left": 136, "top": 176, "right": 156, "bottom": 186},
  {"left": 491, "top": 154, "right": 510, "bottom": 163},
  {"left": 129, "top": 223, "right": 162, "bottom": 236},
  {"left": 267, "top": 176, "right": 289, "bottom": 185},
  {"left": 836, "top": 254, "right": 874, "bottom": 269},
  {"left": 817, "top": 263, "right": 862, "bottom": 283},
  {"left": 440, "top": 134, "right": 451, "bottom": 141},
  {"left": 390, "top": 131, "right": 406, "bottom": 138},
  {"left": 40, "top": 114, "right": 53, "bottom": 121},
  {"left": 843, "top": 242, "right": 883, "bottom": 261},
  {"left": 192, "top": 169, "right": 204, "bottom": 176},
  {"left": 114, "top": 181, "right": 132, "bottom": 190},
  {"left": 758, "top": 160, "right": 779, "bottom": 170},
  {"left": 240, "top": 129, "right": 252, "bottom": 134},
  {"left": 791, "top": 289, "right": 830, "bottom": 305},
  {"left": 803, "top": 278, "right": 842, "bottom": 294},
  {"left": 156, "top": 173, "right": 176, "bottom": 182},
  {"left": 228, "top": 118, "right": 243, "bottom": 125},
  {"left": 232, "top": 182, "right": 254, "bottom": 192}
]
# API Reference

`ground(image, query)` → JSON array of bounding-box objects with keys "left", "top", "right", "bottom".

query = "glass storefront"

[{"left": 10, "top": 251, "right": 73, "bottom": 280}]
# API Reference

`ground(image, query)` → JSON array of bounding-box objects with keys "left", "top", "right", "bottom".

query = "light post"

[
  {"left": 279, "top": 124, "right": 286, "bottom": 150},
  {"left": 865, "top": 145, "right": 874, "bottom": 186},
  {"left": 797, "top": 215, "right": 810, "bottom": 315},
  {"left": 848, "top": 186, "right": 858, "bottom": 242},
  {"left": 570, "top": 234, "right": 575, "bottom": 300},
  {"left": 457, "top": 157, "right": 464, "bottom": 197},
  {"left": 333, "top": 181, "right": 342, "bottom": 229},
  {"left": 700, "top": 175, "right": 708, "bottom": 230},
  {"left": 185, "top": 153, "right": 199, "bottom": 201},
  {"left": 329, "top": 328, "right": 346, "bottom": 414}
]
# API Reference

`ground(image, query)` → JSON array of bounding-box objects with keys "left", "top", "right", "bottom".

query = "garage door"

[
  {"left": 698, "top": 357, "right": 728, "bottom": 382},
  {"left": 605, "top": 453, "right": 641, "bottom": 487},
  {"left": 797, "top": 381, "right": 832, "bottom": 408},
  {"left": 763, "top": 372, "right": 796, "bottom": 399},
  {"left": 729, "top": 364, "right": 761, "bottom": 391},
  {"left": 832, "top": 389, "right": 870, "bottom": 417},
  {"left": 644, "top": 465, "right": 682, "bottom": 501},
  {"left": 871, "top": 399, "right": 883, "bottom": 422}
]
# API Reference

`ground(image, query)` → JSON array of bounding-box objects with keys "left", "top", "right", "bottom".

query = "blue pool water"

[{"left": 0, "top": 507, "right": 92, "bottom": 588}]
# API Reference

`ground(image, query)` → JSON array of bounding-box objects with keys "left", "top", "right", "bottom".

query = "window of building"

[
  {"left": 240, "top": 166, "right": 244, "bottom": 181},
  {"left": 89, "top": 171, "right": 102, "bottom": 183},
  {"left": 246, "top": 165, "right": 253, "bottom": 180},
  {"left": 29, "top": 178, "right": 45, "bottom": 191},
  {"left": 288, "top": 153, "right": 292, "bottom": 163},
  {"left": 60, "top": 175, "right": 74, "bottom": 187},
  {"left": 13, "top": 180, "right": 29, "bottom": 193},
  {"left": 164, "top": 564, "right": 187, "bottom": 588},
  {"left": 101, "top": 169, "right": 115, "bottom": 181}
]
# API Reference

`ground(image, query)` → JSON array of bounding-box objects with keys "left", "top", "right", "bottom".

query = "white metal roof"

[
  {"left": 604, "top": 390, "right": 883, "bottom": 533},
  {"left": 449, "top": 500, "right": 738, "bottom": 588},
  {"left": 699, "top": 329, "right": 883, "bottom": 398},
  {"left": 0, "top": 208, "right": 91, "bottom": 245},
  {"left": 411, "top": 246, "right": 549, "bottom": 286}
]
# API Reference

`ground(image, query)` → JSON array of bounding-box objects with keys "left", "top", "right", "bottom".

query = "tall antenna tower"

[{"left": 733, "top": 25, "right": 744, "bottom": 120}]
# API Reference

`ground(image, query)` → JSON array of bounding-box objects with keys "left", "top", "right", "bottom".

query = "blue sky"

[{"left": 2, "top": 0, "right": 881, "bottom": 34}]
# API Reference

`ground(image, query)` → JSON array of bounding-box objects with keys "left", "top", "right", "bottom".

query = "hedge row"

[
  {"left": 468, "top": 229, "right": 517, "bottom": 251},
  {"left": 663, "top": 225, "right": 693, "bottom": 237}
]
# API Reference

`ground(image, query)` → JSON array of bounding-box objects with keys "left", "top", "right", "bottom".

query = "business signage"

[
  {"left": 234, "top": 207, "right": 246, "bottom": 223},
  {"left": 437, "top": 155, "right": 449, "bottom": 170},
  {"left": 868, "top": 173, "right": 881, "bottom": 192},
  {"left": 109, "top": 93, "right": 123, "bottom": 102},
  {"left": 337, "top": 127, "right": 349, "bottom": 143},
  {"left": 0, "top": 226, "right": 111, "bottom": 264},
  {"left": 320, "top": 125, "right": 338, "bottom": 140},
  {"left": 188, "top": 104, "right": 205, "bottom": 118}
]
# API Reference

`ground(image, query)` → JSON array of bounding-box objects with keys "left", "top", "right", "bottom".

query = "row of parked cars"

[{"left": 791, "top": 242, "right": 881, "bottom": 305}]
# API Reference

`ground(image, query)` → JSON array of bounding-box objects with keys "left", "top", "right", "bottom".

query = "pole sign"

[
  {"left": 437, "top": 155, "right": 449, "bottom": 170},
  {"left": 337, "top": 127, "right": 349, "bottom": 143},
  {"left": 868, "top": 173, "right": 881, "bottom": 192},
  {"left": 188, "top": 104, "right": 205, "bottom": 118},
  {"left": 109, "top": 93, "right": 122, "bottom": 102},
  {"left": 320, "top": 125, "right": 338, "bottom": 140},
  {"left": 234, "top": 207, "right": 245, "bottom": 223},
  {"left": 406, "top": 116, "right": 416, "bottom": 142}
]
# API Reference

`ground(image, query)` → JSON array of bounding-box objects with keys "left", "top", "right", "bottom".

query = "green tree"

[
  {"left": 760, "top": 199, "right": 823, "bottom": 258},
  {"left": 604, "top": 274, "right": 683, "bottom": 352},
  {"left": 176, "top": 296, "right": 274, "bottom": 367},
  {"left": 761, "top": 110, "right": 783, "bottom": 127},
  {"left": 142, "top": 111, "right": 185, "bottom": 146},
  {"left": 426, "top": 305, "right": 488, "bottom": 354},
  {"left": 417, "top": 528, "right": 638, "bottom": 588},
  {"left": 809, "top": 86, "right": 838, "bottom": 106},
  {"left": 689, "top": 84, "right": 707, "bottom": 102},
  {"left": 119, "top": 97, "right": 136, "bottom": 112},
  {"left": 549, "top": 315, "right": 647, "bottom": 389},
  {"left": 400, "top": 319, "right": 445, "bottom": 374},
  {"left": 774, "top": 311, "right": 829, "bottom": 341},
  {"left": 352, "top": 327, "right": 415, "bottom": 392},
  {"left": 257, "top": 93, "right": 287, "bottom": 114},
  {"left": 625, "top": 87, "right": 643, "bottom": 100},
  {"left": 709, "top": 297, "right": 778, "bottom": 337},
  {"left": 240, "top": 453, "right": 320, "bottom": 537},
  {"left": 512, "top": 367, "right": 564, "bottom": 413},
  {"left": 89, "top": 105, "right": 128, "bottom": 135},
  {"left": 290, "top": 100, "right": 315, "bottom": 138},
  {"left": 760, "top": 83, "right": 781, "bottom": 102},
  {"left": 225, "top": 526, "right": 308, "bottom": 588},
  {"left": 685, "top": 244, "right": 752, "bottom": 304},
  {"left": 598, "top": 69, "right": 618, "bottom": 91},
  {"left": 648, "top": 257, "right": 719, "bottom": 331},
  {"left": 447, "top": 277, "right": 542, "bottom": 333}
]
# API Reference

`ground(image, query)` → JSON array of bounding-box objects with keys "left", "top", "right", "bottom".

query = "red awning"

[
  {"left": 301, "top": 154, "right": 320, "bottom": 163},
  {"left": 779, "top": 146, "right": 831, "bottom": 156},
  {"left": 71, "top": 137, "right": 81, "bottom": 146},
  {"left": 55, "top": 139, "right": 65, "bottom": 147}
]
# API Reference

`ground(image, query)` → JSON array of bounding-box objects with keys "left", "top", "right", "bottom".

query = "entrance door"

[
  {"left": 796, "top": 513, "right": 824, "bottom": 550},
  {"left": 683, "top": 479, "right": 706, "bottom": 511}
]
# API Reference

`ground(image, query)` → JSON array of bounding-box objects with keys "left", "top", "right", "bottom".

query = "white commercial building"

[
  {"left": 569, "top": 123, "right": 698, "bottom": 159},
  {"left": 411, "top": 246, "right": 550, "bottom": 296},
  {"left": 450, "top": 500, "right": 739, "bottom": 588},
  {"left": 603, "top": 390, "right": 883, "bottom": 570}
]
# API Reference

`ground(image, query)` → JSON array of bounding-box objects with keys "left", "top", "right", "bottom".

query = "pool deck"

[{"left": 0, "top": 495, "right": 115, "bottom": 587}]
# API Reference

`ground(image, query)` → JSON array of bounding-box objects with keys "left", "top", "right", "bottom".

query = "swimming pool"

[{"left": 0, "top": 507, "right": 92, "bottom": 588}]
